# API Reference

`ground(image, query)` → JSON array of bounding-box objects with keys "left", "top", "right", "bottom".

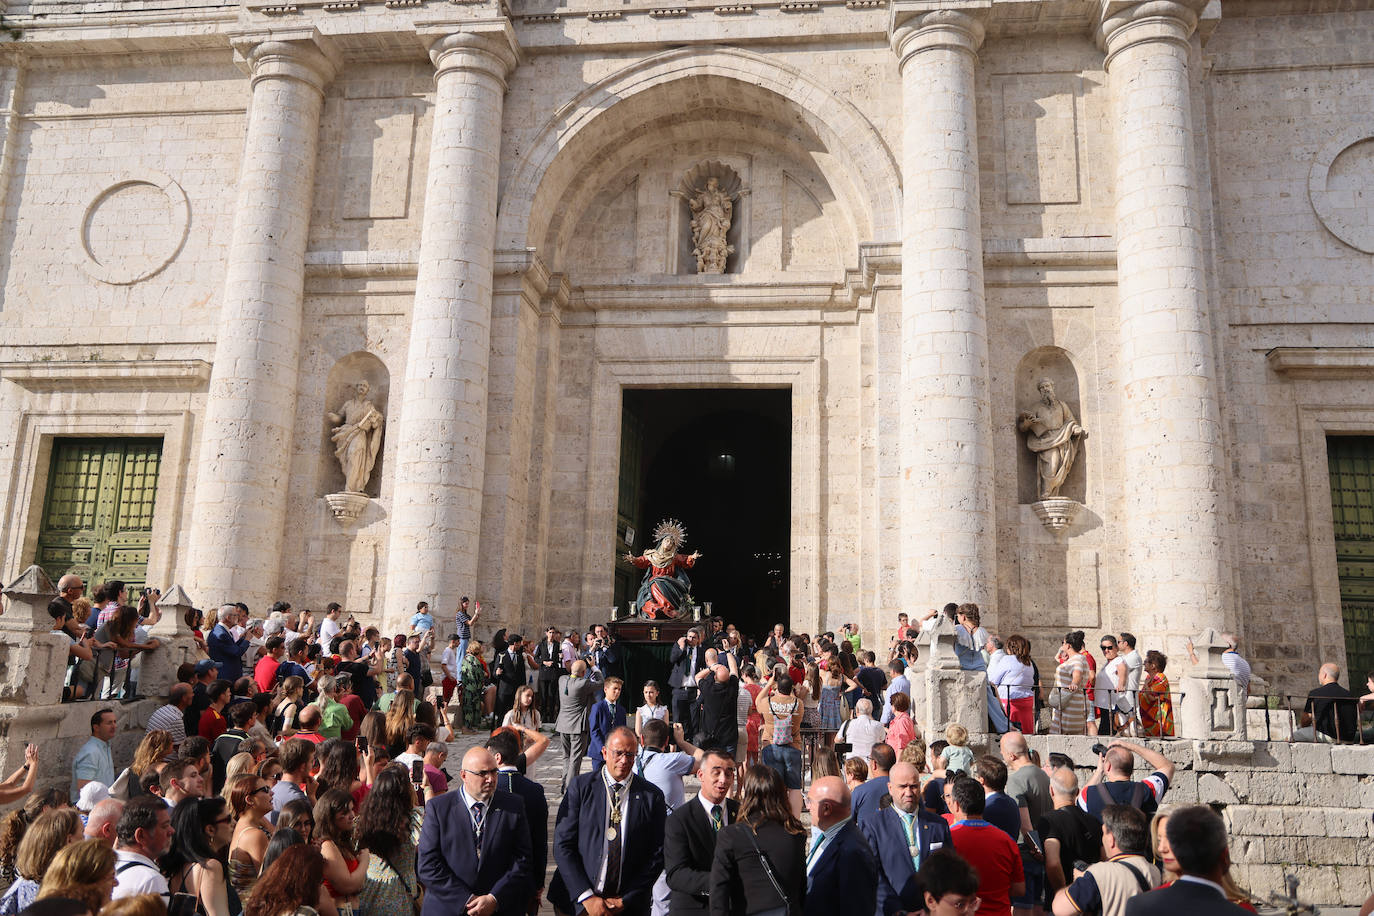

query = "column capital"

[
  {"left": 417, "top": 20, "right": 520, "bottom": 87},
  {"left": 889, "top": 3, "right": 988, "bottom": 70},
  {"left": 1095, "top": 0, "right": 1208, "bottom": 65},
  {"left": 229, "top": 28, "right": 341, "bottom": 94}
]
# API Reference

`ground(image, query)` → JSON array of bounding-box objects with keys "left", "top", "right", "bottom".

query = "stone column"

[
  {"left": 1099, "top": 1, "right": 1229, "bottom": 644},
  {"left": 185, "top": 31, "right": 337, "bottom": 610},
  {"left": 384, "top": 24, "right": 518, "bottom": 632},
  {"left": 890, "top": 7, "right": 996, "bottom": 613}
]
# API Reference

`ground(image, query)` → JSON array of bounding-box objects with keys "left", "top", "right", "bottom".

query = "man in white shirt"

[
  {"left": 441, "top": 633, "right": 463, "bottom": 704},
  {"left": 394, "top": 724, "right": 435, "bottom": 771},
  {"left": 112, "top": 798, "right": 174, "bottom": 899},
  {"left": 881, "top": 660, "right": 910, "bottom": 725},
  {"left": 1118, "top": 632, "right": 1143, "bottom": 721},
  {"left": 839, "top": 698, "right": 887, "bottom": 761},
  {"left": 319, "top": 603, "right": 344, "bottom": 649}
]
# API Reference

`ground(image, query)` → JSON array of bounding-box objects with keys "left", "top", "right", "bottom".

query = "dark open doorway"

[{"left": 615, "top": 388, "right": 791, "bottom": 642}]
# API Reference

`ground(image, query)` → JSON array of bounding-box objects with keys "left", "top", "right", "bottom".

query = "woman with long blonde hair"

[
  {"left": 1150, "top": 806, "right": 1255, "bottom": 911},
  {"left": 273, "top": 676, "right": 305, "bottom": 737},
  {"left": 501, "top": 685, "right": 541, "bottom": 730},
  {"left": 0, "top": 808, "right": 82, "bottom": 915},
  {"left": 36, "top": 840, "right": 116, "bottom": 913},
  {"left": 125, "top": 730, "right": 172, "bottom": 796},
  {"left": 382, "top": 689, "right": 416, "bottom": 756}
]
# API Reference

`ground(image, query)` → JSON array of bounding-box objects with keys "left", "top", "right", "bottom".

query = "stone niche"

[
  {"left": 317, "top": 351, "right": 389, "bottom": 499},
  {"left": 1015, "top": 346, "right": 1087, "bottom": 506}
]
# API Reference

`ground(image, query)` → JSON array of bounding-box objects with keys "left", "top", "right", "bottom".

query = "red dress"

[{"left": 628, "top": 552, "right": 697, "bottom": 618}]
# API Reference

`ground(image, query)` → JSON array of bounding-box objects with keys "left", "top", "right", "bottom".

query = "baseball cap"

[{"left": 194, "top": 659, "right": 219, "bottom": 675}]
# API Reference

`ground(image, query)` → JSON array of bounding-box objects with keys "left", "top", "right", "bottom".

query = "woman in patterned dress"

[
  {"left": 1137, "top": 650, "right": 1176, "bottom": 737},
  {"left": 459, "top": 641, "right": 488, "bottom": 733},
  {"left": 1049, "top": 630, "right": 1091, "bottom": 736},
  {"left": 356, "top": 767, "right": 423, "bottom": 916},
  {"left": 817, "top": 647, "right": 859, "bottom": 734}
]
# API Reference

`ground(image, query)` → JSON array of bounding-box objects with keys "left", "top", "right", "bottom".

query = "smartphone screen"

[
  {"left": 356, "top": 735, "right": 368, "bottom": 753},
  {"left": 411, "top": 760, "right": 424, "bottom": 784}
]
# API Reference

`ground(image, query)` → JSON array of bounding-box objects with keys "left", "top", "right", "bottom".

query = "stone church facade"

[{"left": 0, "top": 0, "right": 1371, "bottom": 691}]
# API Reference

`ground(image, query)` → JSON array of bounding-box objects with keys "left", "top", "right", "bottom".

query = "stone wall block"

[
  {"left": 1288, "top": 742, "right": 1333, "bottom": 774},
  {"left": 1196, "top": 771, "right": 1239, "bottom": 803},
  {"left": 1238, "top": 770, "right": 1301, "bottom": 805},
  {"left": 1330, "top": 746, "right": 1374, "bottom": 775},
  {"left": 1298, "top": 772, "right": 1361, "bottom": 807}
]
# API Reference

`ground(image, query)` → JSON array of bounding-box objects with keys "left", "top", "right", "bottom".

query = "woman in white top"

[
  {"left": 500, "top": 685, "right": 542, "bottom": 730},
  {"left": 635, "top": 680, "right": 670, "bottom": 741},
  {"left": 988, "top": 634, "right": 1036, "bottom": 733},
  {"left": 1094, "top": 635, "right": 1129, "bottom": 735}
]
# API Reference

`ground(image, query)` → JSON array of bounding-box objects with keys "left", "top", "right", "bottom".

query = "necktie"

[
  {"left": 711, "top": 804, "right": 723, "bottom": 832},
  {"left": 604, "top": 782, "right": 624, "bottom": 896},
  {"left": 472, "top": 801, "right": 485, "bottom": 860}
]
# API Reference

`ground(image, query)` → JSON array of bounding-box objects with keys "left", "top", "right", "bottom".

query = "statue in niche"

[
  {"left": 689, "top": 177, "right": 737, "bottom": 274},
  {"left": 327, "top": 380, "right": 384, "bottom": 494},
  {"left": 1018, "top": 378, "right": 1088, "bottom": 500}
]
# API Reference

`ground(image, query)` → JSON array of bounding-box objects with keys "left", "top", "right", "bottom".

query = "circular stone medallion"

[
  {"left": 78, "top": 171, "right": 190, "bottom": 285},
  {"left": 1309, "top": 129, "right": 1374, "bottom": 254}
]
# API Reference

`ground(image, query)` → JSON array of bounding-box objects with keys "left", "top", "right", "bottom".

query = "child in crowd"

[
  {"left": 635, "top": 680, "right": 669, "bottom": 741},
  {"left": 589, "top": 677, "right": 627, "bottom": 773},
  {"left": 940, "top": 723, "right": 974, "bottom": 776}
]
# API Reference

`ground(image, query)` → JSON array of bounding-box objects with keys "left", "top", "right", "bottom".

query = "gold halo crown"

[{"left": 652, "top": 518, "right": 688, "bottom": 549}]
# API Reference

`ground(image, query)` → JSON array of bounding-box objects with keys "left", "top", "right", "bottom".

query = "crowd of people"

[{"left": 8, "top": 578, "right": 1374, "bottom": 916}]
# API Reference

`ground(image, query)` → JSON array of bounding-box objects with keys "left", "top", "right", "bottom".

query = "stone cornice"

[
  {"left": 0, "top": 358, "right": 213, "bottom": 391},
  {"left": 1266, "top": 347, "right": 1374, "bottom": 380}
]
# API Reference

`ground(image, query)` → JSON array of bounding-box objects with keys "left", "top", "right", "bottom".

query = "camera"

[
  {"left": 1091, "top": 743, "right": 1108, "bottom": 756},
  {"left": 834, "top": 742, "right": 853, "bottom": 757}
]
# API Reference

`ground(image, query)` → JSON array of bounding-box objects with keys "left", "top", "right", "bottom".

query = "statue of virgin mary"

[{"left": 623, "top": 518, "right": 703, "bottom": 620}]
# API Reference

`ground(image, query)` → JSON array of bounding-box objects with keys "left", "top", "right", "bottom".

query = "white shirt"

[
  {"left": 113, "top": 849, "right": 170, "bottom": 899},
  {"left": 320, "top": 617, "right": 342, "bottom": 647},
  {"left": 394, "top": 751, "right": 423, "bottom": 770},
  {"left": 1223, "top": 651, "right": 1252, "bottom": 693},
  {"left": 1095, "top": 656, "right": 1127, "bottom": 709},
  {"left": 840, "top": 714, "right": 887, "bottom": 761},
  {"left": 441, "top": 646, "right": 460, "bottom": 677},
  {"left": 1120, "top": 650, "right": 1143, "bottom": 709}
]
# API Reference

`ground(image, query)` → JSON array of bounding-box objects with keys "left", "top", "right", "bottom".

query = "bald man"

[
  {"left": 860, "top": 762, "right": 953, "bottom": 916},
  {"left": 1296, "top": 662, "right": 1359, "bottom": 743},
  {"left": 84, "top": 797, "right": 125, "bottom": 846},
  {"left": 417, "top": 746, "right": 534, "bottom": 916},
  {"left": 804, "top": 776, "right": 877, "bottom": 916}
]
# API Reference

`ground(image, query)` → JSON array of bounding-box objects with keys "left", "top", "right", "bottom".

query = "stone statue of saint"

[
  {"left": 689, "top": 177, "right": 735, "bottom": 274},
  {"left": 1018, "top": 378, "right": 1087, "bottom": 499},
  {"left": 327, "top": 380, "right": 384, "bottom": 494}
]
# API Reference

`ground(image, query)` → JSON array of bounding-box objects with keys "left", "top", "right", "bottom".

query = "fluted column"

[
  {"left": 384, "top": 24, "right": 517, "bottom": 632},
  {"left": 1099, "top": 0, "right": 1229, "bottom": 640},
  {"left": 890, "top": 9, "right": 996, "bottom": 613},
  {"left": 186, "top": 32, "right": 337, "bottom": 609}
]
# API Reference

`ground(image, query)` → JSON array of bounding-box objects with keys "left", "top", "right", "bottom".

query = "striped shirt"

[
  {"left": 1223, "top": 650, "right": 1252, "bottom": 694},
  {"left": 146, "top": 703, "right": 187, "bottom": 747},
  {"left": 454, "top": 609, "right": 472, "bottom": 639}
]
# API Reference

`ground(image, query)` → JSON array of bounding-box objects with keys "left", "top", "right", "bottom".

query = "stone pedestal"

[
  {"left": 185, "top": 30, "right": 339, "bottom": 610},
  {"left": 1098, "top": 1, "right": 1230, "bottom": 646},
  {"left": 142, "top": 585, "right": 205, "bottom": 701},
  {"left": 384, "top": 23, "right": 519, "bottom": 632},
  {"left": 1180, "top": 627, "right": 1247, "bottom": 739},
  {"left": 890, "top": 5, "right": 996, "bottom": 614},
  {"left": 0, "top": 566, "right": 67, "bottom": 707},
  {"left": 920, "top": 614, "right": 986, "bottom": 737},
  {"left": 1031, "top": 497, "right": 1084, "bottom": 531},
  {"left": 324, "top": 492, "right": 370, "bottom": 525}
]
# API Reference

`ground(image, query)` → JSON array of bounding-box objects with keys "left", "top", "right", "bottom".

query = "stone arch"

[
  {"left": 1015, "top": 347, "right": 1086, "bottom": 505},
  {"left": 318, "top": 351, "right": 390, "bottom": 499},
  {"left": 497, "top": 46, "right": 901, "bottom": 260}
]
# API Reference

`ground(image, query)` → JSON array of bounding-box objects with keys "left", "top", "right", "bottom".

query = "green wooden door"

[
  {"left": 36, "top": 438, "right": 162, "bottom": 593},
  {"left": 1328, "top": 436, "right": 1374, "bottom": 680}
]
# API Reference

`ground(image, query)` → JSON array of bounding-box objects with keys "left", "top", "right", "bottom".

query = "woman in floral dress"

[
  {"left": 459, "top": 641, "right": 488, "bottom": 732},
  {"left": 1137, "top": 650, "right": 1175, "bottom": 737}
]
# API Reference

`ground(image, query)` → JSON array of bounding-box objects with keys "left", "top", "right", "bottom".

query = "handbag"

[
  {"left": 1046, "top": 687, "right": 1063, "bottom": 710},
  {"left": 743, "top": 824, "right": 792, "bottom": 913}
]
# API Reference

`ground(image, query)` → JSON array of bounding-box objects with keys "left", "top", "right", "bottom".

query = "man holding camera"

[
  {"left": 1078, "top": 740, "right": 1174, "bottom": 821},
  {"left": 669, "top": 628, "right": 708, "bottom": 736}
]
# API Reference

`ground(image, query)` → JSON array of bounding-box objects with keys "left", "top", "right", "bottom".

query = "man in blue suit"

[
  {"left": 417, "top": 746, "right": 534, "bottom": 916},
  {"left": 551, "top": 726, "right": 667, "bottom": 916},
  {"left": 588, "top": 677, "right": 628, "bottom": 773},
  {"left": 852, "top": 742, "right": 895, "bottom": 826},
  {"left": 205, "top": 604, "right": 251, "bottom": 682},
  {"left": 804, "top": 776, "right": 877, "bottom": 916},
  {"left": 859, "top": 762, "right": 953, "bottom": 916}
]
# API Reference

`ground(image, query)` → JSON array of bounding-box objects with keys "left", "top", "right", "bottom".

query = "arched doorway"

[{"left": 615, "top": 388, "right": 790, "bottom": 641}]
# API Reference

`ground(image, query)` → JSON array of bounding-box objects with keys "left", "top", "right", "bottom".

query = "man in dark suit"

[
  {"left": 663, "top": 749, "right": 738, "bottom": 916},
  {"left": 805, "top": 775, "right": 877, "bottom": 916},
  {"left": 852, "top": 742, "right": 895, "bottom": 826},
  {"left": 551, "top": 726, "right": 667, "bottom": 916},
  {"left": 417, "top": 746, "right": 534, "bottom": 916},
  {"left": 859, "top": 762, "right": 953, "bottom": 916},
  {"left": 1124, "top": 806, "right": 1251, "bottom": 916},
  {"left": 492, "top": 633, "right": 528, "bottom": 724},
  {"left": 668, "top": 628, "right": 708, "bottom": 736},
  {"left": 487, "top": 730, "right": 549, "bottom": 914},
  {"left": 532, "top": 626, "right": 566, "bottom": 723}
]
